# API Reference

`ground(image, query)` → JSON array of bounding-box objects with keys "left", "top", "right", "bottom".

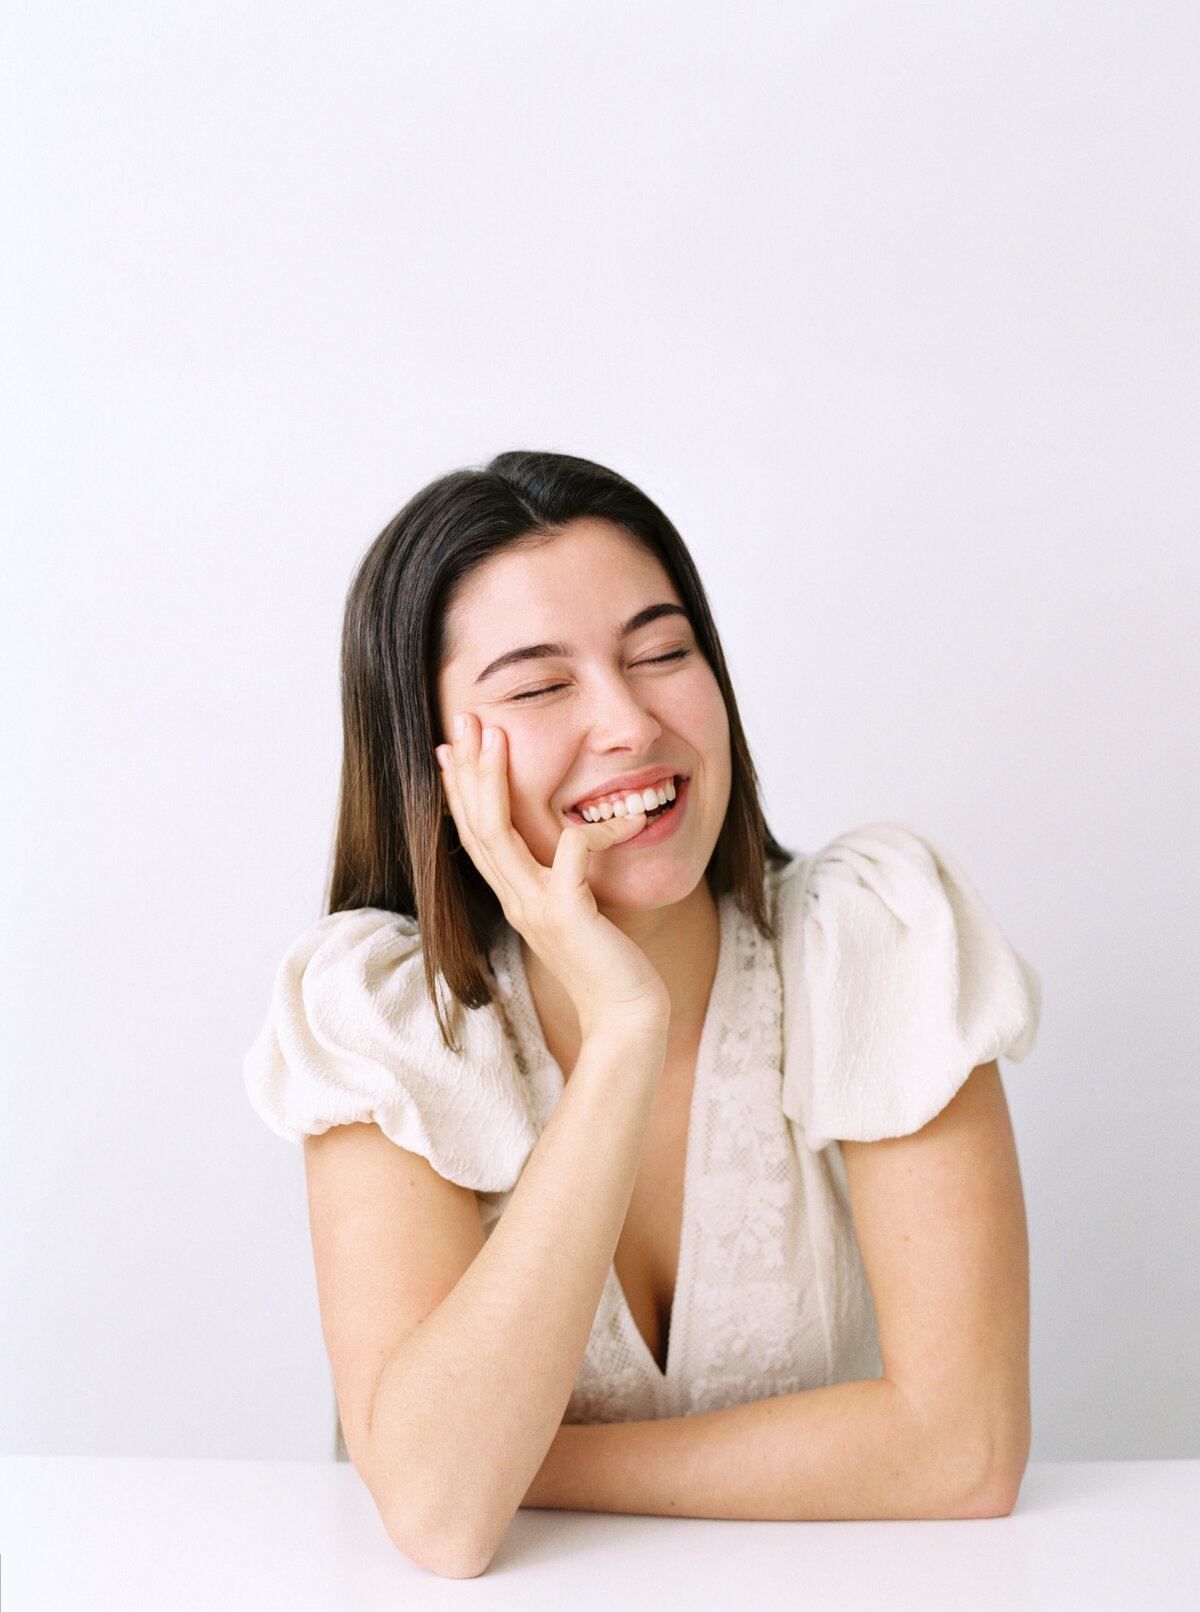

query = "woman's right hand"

[{"left": 436, "top": 714, "right": 670, "bottom": 1039}]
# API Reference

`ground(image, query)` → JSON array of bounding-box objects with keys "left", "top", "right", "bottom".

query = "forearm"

[
  {"left": 522, "top": 1377, "right": 1016, "bottom": 1521},
  {"left": 365, "top": 1020, "right": 666, "bottom": 1567}
]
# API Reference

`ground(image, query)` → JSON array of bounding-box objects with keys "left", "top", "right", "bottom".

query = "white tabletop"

[{"left": 1, "top": 1455, "right": 1197, "bottom": 1610}]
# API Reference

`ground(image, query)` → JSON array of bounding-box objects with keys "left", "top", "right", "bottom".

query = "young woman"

[{"left": 245, "top": 449, "right": 1041, "bottom": 1579}]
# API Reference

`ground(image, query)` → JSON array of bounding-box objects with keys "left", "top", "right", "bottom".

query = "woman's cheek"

[
  {"left": 503, "top": 721, "right": 567, "bottom": 849},
  {"left": 696, "top": 683, "right": 733, "bottom": 826},
  {"left": 680, "top": 673, "right": 729, "bottom": 750}
]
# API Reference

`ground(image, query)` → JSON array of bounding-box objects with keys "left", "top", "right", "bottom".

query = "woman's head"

[
  {"left": 329, "top": 449, "right": 788, "bottom": 1039},
  {"left": 436, "top": 516, "right": 733, "bottom": 919}
]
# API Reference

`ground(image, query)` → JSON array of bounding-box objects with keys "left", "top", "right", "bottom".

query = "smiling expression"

[{"left": 435, "top": 518, "right": 732, "bottom": 914}]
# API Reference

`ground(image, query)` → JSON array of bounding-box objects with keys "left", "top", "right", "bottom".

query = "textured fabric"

[
  {"left": 242, "top": 907, "right": 537, "bottom": 1192},
  {"left": 244, "top": 821, "right": 1041, "bottom": 1424},
  {"left": 776, "top": 824, "right": 1043, "bottom": 1151}
]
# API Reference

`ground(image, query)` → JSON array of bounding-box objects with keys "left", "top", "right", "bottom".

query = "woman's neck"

[{"left": 520, "top": 879, "right": 721, "bottom": 1078}]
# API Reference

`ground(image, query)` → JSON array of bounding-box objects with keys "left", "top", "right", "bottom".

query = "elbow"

[
  {"left": 959, "top": 1437, "right": 1029, "bottom": 1519},
  {"left": 903, "top": 1381, "right": 1030, "bottom": 1519},
  {"left": 377, "top": 1486, "right": 503, "bottom": 1580},
  {"left": 384, "top": 1513, "right": 498, "bottom": 1580},
  {"left": 355, "top": 1430, "right": 505, "bottom": 1577},
  {"left": 956, "top": 1461, "right": 1025, "bottom": 1518},
  {"left": 948, "top": 1408, "right": 1031, "bottom": 1520}
]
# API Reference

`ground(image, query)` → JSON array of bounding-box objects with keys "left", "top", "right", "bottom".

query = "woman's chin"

[{"left": 589, "top": 859, "right": 706, "bottom": 918}]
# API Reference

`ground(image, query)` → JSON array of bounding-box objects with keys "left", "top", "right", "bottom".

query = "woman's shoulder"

[
  {"left": 242, "top": 906, "right": 537, "bottom": 1190},
  {"left": 766, "top": 823, "right": 1042, "bottom": 1150},
  {"left": 767, "top": 821, "right": 1026, "bottom": 942},
  {"left": 266, "top": 903, "right": 424, "bottom": 988},
  {"left": 768, "top": 818, "right": 962, "bottom": 888}
]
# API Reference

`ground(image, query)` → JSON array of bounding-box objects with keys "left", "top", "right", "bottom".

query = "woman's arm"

[
  {"left": 522, "top": 1060, "right": 1030, "bottom": 1520},
  {"left": 309, "top": 1014, "right": 667, "bottom": 1578},
  {"left": 309, "top": 715, "right": 671, "bottom": 1580}
]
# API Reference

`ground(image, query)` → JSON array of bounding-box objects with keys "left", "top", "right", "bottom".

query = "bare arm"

[
  {"left": 521, "top": 1060, "right": 1030, "bottom": 1520},
  {"left": 307, "top": 1015, "right": 665, "bottom": 1577},
  {"left": 306, "top": 714, "right": 669, "bottom": 1578}
]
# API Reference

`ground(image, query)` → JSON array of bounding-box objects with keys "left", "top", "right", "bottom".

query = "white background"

[{"left": 2, "top": 1, "right": 1197, "bottom": 1463}]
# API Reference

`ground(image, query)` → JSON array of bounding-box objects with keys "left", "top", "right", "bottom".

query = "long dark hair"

[{"left": 328, "top": 449, "right": 790, "bottom": 1047}]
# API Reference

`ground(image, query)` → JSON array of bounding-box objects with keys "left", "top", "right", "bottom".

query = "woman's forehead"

[{"left": 443, "top": 522, "right": 681, "bottom": 658}]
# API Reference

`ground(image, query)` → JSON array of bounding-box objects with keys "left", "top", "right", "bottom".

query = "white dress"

[{"left": 244, "top": 822, "right": 1041, "bottom": 1425}]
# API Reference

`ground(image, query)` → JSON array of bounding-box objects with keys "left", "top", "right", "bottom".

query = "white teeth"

[{"left": 573, "top": 777, "right": 680, "bottom": 820}]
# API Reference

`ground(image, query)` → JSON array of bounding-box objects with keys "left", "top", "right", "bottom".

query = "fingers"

[
  {"left": 438, "top": 714, "right": 490, "bottom": 863},
  {"left": 436, "top": 715, "right": 540, "bottom": 901},
  {"left": 550, "top": 805, "right": 652, "bottom": 888},
  {"left": 447, "top": 713, "right": 483, "bottom": 847},
  {"left": 437, "top": 711, "right": 652, "bottom": 910},
  {"left": 471, "top": 721, "right": 513, "bottom": 847},
  {"left": 579, "top": 808, "right": 653, "bottom": 851}
]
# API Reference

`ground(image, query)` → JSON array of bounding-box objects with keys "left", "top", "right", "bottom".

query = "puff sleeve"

[
  {"left": 243, "top": 908, "right": 539, "bottom": 1192},
  {"left": 776, "top": 824, "right": 1042, "bottom": 1152}
]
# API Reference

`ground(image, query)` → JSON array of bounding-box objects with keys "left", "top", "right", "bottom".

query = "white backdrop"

[{"left": 3, "top": 1, "right": 1197, "bottom": 1463}]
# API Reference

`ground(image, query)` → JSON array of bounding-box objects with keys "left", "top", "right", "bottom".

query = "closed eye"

[
  {"left": 509, "top": 648, "right": 691, "bottom": 703},
  {"left": 511, "top": 683, "right": 568, "bottom": 702}
]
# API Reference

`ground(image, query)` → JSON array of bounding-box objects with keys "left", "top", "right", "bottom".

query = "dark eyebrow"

[{"left": 473, "top": 602, "right": 690, "bottom": 686}]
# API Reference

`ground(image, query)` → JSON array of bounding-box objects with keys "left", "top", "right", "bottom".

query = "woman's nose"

[{"left": 585, "top": 676, "right": 663, "bottom": 753}]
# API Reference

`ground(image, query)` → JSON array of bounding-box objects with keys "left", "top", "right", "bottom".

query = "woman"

[{"left": 245, "top": 449, "right": 1041, "bottom": 1579}]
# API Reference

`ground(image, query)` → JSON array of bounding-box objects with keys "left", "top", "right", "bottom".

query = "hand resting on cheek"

[{"left": 436, "top": 712, "right": 670, "bottom": 1038}]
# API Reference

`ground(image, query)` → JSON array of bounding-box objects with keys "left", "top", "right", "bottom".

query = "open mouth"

[
  {"left": 566, "top": 775, "right": 685, "bottom": 826},
  {"left": 640, "top": 793, "right": 677, "bottom": 825}
]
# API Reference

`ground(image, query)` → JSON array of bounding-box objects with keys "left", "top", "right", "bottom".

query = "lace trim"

[{"left": 487, "top": 875, "right": 866, "bottom": 1423}]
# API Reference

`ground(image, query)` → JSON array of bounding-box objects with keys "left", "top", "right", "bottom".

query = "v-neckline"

[{"left": 498, "top": 894, "right": 735, "bottom": 1383}]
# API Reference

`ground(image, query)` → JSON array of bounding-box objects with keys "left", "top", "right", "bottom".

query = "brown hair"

[{"left": 327, "top": 449, "right": 790, "bottom": 1047}]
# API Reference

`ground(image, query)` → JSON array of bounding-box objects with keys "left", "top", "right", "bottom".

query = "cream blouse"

[{"left": 244, "top": 822, "right": 1041, "bottom": 1424}]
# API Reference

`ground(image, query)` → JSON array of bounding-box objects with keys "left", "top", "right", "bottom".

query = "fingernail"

[
  {"left": 435, "top": 745, "right": 450, "bottom": 769},
  {"left": 453, "top": 714, "right": 466, "bottom": 739},
  {"left": 481, "top": 726, "right": 497, "bottom": 751}
]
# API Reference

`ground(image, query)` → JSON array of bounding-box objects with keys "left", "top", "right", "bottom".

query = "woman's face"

[{"left": 436, "top": 518, "right": 732, "bottom": 915}]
